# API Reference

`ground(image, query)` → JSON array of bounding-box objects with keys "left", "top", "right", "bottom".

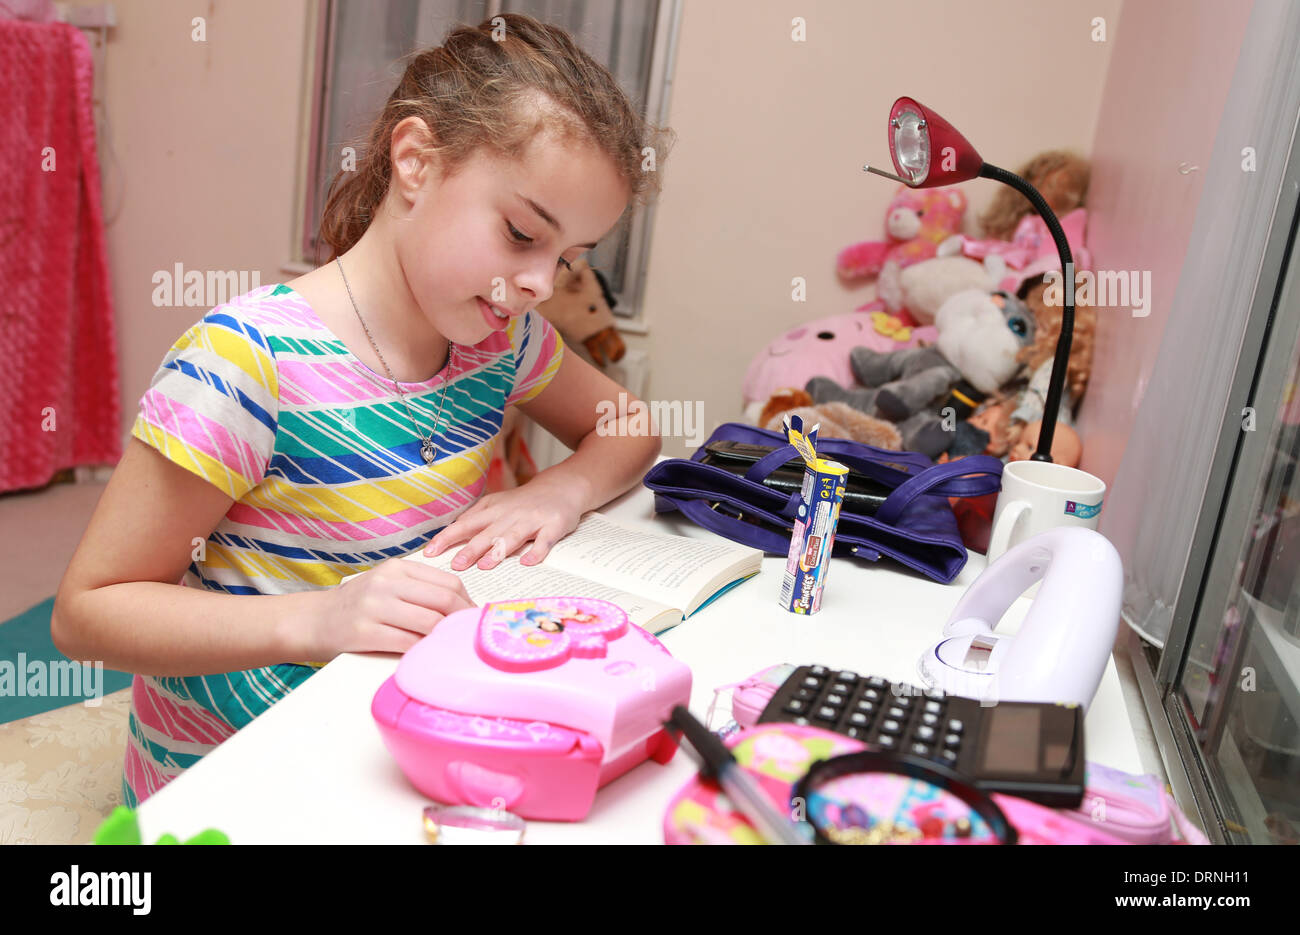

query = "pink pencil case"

[
  {"left": 663, "top": 723, "right": 1130, "bottom": 844},
  {"left": 372, "top": 597, "right": 691, "bottom": 822},
  {"left": 1059, "top": 761, "right": 1209, "bottom": 844}
]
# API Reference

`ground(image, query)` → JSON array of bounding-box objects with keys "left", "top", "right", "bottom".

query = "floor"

[{"left": 0, "top": 475, "right": 130, "bottom": 844}]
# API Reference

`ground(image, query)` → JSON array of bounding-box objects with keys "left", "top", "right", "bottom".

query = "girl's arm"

[
  {"left": 52, "top": 439, "right": 316, "bottom": 675},
  {"left": 53, "top": 440, "right": 471, "bottom": 676},
  {"left": 424, "top": 350, "right": 661, "bottom": 569}
]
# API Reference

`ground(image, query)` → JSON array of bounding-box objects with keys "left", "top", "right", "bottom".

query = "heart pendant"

[{"left": 420, "top": 440, "right": 435, "bottom": 464}]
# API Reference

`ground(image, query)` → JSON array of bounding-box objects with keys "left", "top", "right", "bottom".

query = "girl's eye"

[{"left": 509, "top": 221, "right": 570, "bottom": 269}]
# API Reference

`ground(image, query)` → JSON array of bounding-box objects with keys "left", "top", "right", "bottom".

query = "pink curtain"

[{"left": 0, "top": 18, "right": 121, "bottom": 493}]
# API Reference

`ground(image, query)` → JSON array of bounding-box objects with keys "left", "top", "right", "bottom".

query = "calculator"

[{"left": 756, "top": 665, "right": 1086, "bottom": 807}]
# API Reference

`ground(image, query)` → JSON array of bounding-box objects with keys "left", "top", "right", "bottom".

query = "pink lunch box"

[{"left": 371, "top": 596, "right": 692, "bottom": 821}]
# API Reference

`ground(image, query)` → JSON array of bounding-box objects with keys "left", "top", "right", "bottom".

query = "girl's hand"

[
  {"left": 295, "top": 558, "right": 474, "bottom": 660},
  {"left": 422, "top": 475, "right": 587, "bottom": 570}
]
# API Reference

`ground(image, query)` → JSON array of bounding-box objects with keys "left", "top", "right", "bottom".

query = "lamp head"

[{"left": 888, "top": 97, "right": 984, "bottom": 187}]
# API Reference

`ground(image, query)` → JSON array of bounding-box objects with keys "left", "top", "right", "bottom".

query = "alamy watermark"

[
  {"left": 595, "top": 392, "right": 705, "bottom": 448},
  {"left": 1043, "top": 264, "right": 1152, "bottom": 318},
  {"left": 151, "top": 263, "right": 262, "bottom": 308},
  {"left": 1, "top": 655, "right": 105, "bottom": 707}
]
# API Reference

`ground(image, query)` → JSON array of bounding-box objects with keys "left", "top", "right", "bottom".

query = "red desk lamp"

[{"left": 865, "top": 97, "right": 1074, "bottom": 463}]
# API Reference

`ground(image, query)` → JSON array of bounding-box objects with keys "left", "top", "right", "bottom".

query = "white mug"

[{"left": 987, "top": 460, "right": 1107, "bottom": 563}]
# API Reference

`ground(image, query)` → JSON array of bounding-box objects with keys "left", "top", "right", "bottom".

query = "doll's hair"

[
  {"left": 978, "top": 150, "right": 1090, "bottom": 241},
  {"left": 318, "top": 13, "right": 675, "bottom": 261},
  {"left": 1016, "top": 275, "right": 1096, "bottom": 404}
]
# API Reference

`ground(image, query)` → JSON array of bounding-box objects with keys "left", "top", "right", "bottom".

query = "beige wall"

[
  {"left": 68, "top": 0, "right": 314, "bottom": 441},
  {"left": 82, "top": 0, "right": 1123, "bottom": 458}
]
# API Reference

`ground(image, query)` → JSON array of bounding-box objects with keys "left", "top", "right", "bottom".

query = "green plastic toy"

[{"left": 93, "top": 806, "right": 230, "bottom": 845}]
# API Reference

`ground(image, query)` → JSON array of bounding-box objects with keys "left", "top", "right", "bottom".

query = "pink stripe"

[
  {"left": 277, "top": 358, "right": 394, "bottom": 406},
  {"left": 224, "top": 482, "right": 479, "bottom": 536},
  {"left": 123, "top": 740, "right": 170, "bottom": 804},
  {"left": 140, "top": 392, "right": 267, "bottom": 478},
  {"left": 508, "top": 332, "right": 560, "bottom": 405},
  {"left": 132, "top": 675, "right": 236, "bottom": 747}
]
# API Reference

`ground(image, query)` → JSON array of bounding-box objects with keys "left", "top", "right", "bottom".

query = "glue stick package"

[{"left": 778, "top": 415, "right": 848, "bottom": 614}]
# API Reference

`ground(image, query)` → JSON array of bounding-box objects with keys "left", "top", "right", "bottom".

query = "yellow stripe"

[
  {"left": 131, "top": 418, "right": 256, "bottom": 500},
  {"left": 178, "top": 321, "right": 280, "bottom": 403},
  {"left": 241, "top": 448, "right": 490, "bottom": 520},
  {"left": 214, "top": 548, "right": 351, "bottom": 588}
]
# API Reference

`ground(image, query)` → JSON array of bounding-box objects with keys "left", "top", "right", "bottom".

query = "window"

[{"left": 297, "top": 0, "right": 681, "bottom": 327}]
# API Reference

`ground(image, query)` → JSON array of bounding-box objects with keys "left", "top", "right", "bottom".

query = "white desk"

[{"left": 136, "top": 484, "right": 1142, "bottom": 844}]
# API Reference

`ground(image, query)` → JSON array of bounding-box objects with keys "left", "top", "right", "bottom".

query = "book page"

[
  {"left": 407, "top": 550, "right": 675, "bottom": 632},
  {"left": 545, "top": 513, "right": 760, "bottom": 614}
]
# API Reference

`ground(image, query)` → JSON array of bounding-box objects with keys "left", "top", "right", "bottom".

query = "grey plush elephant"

[{"left": 808, "top": 289, "right": 1036, "bottom": 458}]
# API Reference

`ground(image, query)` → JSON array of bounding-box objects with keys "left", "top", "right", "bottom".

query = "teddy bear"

[
  {"left": 885, "top": 253, "right": 1008, "bottom": 325},
  {"left": 806, "top": 289, "right": 1038, "bottom": 459},
  {"left": 757, "top": 388, "right": 903, "bottom": 449},
  {"left": 837, "top": 185, "right": 968, "bottom": 316}
]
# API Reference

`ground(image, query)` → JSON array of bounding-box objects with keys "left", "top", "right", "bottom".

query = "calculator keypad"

[{"left": 762, "top": 665, "right": 973, "bottom": 770}]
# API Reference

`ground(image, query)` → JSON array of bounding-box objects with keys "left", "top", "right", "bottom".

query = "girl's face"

[{"left": 392, "top": 122, "right": 632, "bottom": 347}]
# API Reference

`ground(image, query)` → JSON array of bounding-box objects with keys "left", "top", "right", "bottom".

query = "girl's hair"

[{"left": 318, "top": 13, "right": 675, "bottom": 261}]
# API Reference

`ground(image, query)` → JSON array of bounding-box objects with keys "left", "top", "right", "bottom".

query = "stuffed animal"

[
  {"left": 885, "top": 253, "right": 1008, "bottom": 325},
  {"left": 743, "top": 310, "right": 938, "bottom": 408},
  {"left": 758, "top": 388, "right": 902, "bottom": 449},
  {"left": 837, "top": 186, "right": 968, "bottom": 314},
  {"left": 807, "top": 289, "right": 1037, "bottom": 459},
  {"left": 536, "top": 257, "right": 626, "bottom": 366}
]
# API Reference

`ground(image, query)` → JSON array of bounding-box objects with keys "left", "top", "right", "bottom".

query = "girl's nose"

[{"left": 515, "top": 261, "right": 558, "bottom": 307}]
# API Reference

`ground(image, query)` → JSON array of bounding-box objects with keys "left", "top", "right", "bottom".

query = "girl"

[{"left": 51, "top": 14, "right": 672, "bottom": 808}]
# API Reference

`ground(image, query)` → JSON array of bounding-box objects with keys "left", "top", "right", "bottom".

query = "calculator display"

[{"left": 980, "top": 706, "right": 1040, "bottom": 775}]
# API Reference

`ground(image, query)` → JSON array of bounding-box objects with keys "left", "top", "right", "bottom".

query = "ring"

[{"left": 422, "top": 804, "right": 526, "bottom": 845}]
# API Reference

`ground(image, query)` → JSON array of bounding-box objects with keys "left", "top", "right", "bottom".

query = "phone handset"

[{"left": 923, "top": 526, "right": 1122, "bottom": 711}]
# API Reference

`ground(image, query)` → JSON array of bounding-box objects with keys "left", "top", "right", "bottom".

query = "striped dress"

[{"left": 122, "top": 283, "right": 565, "bottom": 806}]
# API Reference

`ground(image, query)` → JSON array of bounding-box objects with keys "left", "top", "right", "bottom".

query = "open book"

[{"left": 373, "top": 513, "right": 763, "bottom": 634}]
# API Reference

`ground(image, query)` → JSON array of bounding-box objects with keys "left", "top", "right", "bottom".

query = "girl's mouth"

[{"left": 477, "top": 296, "right": 510, "bottom": 330}]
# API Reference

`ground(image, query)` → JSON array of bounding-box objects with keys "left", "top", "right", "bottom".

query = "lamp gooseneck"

[{"left": 977, "top": 163, "right": 1074, "bottom": 463}]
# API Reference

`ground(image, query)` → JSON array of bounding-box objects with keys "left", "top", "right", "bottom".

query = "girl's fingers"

[
  {"left": 519, "top": 527, "right": 560, "bottom": 566},
  {"left": 450, "top": 529, "right": 508, "bottom": 571},
  {"left": 398, "top": 562, "right": 475, "bottom": 605},
  {"left": 425, "top": 510, "right": 493, "bottom": 556},
  {"left": 361, "top": 590, "right": 452, "bottom": 638},
  {"left": 393, "top": 578, "right": 475, "bottom": 622}
]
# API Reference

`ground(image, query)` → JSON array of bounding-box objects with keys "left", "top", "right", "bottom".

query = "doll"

[{"left": 978, "top": 151, "right": 1090, "bottom": 241}]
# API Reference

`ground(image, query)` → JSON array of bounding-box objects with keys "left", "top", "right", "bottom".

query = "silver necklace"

[{"left": 336, "top": 256, "right": 454, "bottom": 465}]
